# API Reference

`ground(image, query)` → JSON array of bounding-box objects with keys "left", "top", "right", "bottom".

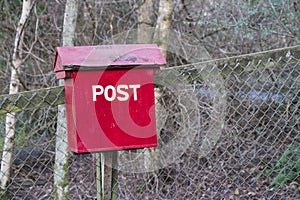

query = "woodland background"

[{"left": 0, "top": 0, "right": 299, "bottom": 199}]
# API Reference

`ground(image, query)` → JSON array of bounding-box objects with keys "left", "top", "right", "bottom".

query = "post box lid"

[{"left": 54, "top": 44, "right": 166, "bottom": 73}]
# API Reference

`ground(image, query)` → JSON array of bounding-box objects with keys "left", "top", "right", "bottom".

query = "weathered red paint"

[{"left": 54, "top": 44, "right": 166, "bottom": 153}]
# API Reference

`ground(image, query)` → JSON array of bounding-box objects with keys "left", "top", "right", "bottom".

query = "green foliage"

[
  {"left": 15, "top": 124, "right": 28, "bottom": 147},
  {"left": 0, "top": 107, "right": 57, "bottom": 152},
  {"left": 0, "top": 60, "right": 6, "bottom": 69},
  {"left": 0, "top": 189, "right": 10, "bottom": 200},
  {"left": 0, "top": 114, "right": 28, "bottom": 150},
  {"left": 0, "top": 114, "right": 5, "bottom": 149},
  {"left": 270, "top": 142, "right": 300, "bottom": 187},
  {"left": 0, "top": 0, "right": 22, "bottom": 22}
]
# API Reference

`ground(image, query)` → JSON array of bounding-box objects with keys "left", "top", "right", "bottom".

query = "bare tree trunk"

[
  {"left": 137, "top": 0, "right": 154, "bottom": 43},
  {"left": 62, "top": 0, "right": 78, "bottom": 47},
  {"left": 0, "top": 0, "right": 35, "bottom": 190},
  {"left": 54, "top": 0, "right": 78, "bottom": 199},
  {"left": 136, "top": 0, "right": 161, "bottom": 172},
  {"left": 154, "top": 0, "right": 174, "bottom": 58}
]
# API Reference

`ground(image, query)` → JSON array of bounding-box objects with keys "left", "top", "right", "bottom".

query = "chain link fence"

[{"left": 0, "top": 46, "right": 299, "bottom": 199}]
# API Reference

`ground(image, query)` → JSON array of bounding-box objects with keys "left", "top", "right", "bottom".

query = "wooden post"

[
  {"left": 111, "top": 153, "right": 118, "bottom": 200},
  {"left": 96, "top": 153, "right": 102, "bottom": 200},
  {"left": 96, "top": 151, "right": 118, "bottom": 200}
]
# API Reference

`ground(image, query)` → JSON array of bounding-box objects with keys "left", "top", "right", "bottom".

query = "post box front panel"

[{"left": 65, "top": 68, "right": 157, "bottom": 153}]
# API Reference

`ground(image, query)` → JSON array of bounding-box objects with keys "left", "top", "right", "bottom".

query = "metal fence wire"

[{"left": 0, "top": 46, "right": 299, "bottom": 199}]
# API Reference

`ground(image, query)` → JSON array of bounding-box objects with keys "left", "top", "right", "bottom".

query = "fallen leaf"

[{"left": 234, "top": 188, "right": 240, "bottom": 195}]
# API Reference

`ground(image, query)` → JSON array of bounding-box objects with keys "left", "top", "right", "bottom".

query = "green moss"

[
  {"left": 0, "top": 188, "right": 10, "bottom": 200},
  {"left": 54, "top": 159, "right": 69, "bottom": 200},
  {"left": 270, "top": 143, "right": 300, "bottom": 188}
]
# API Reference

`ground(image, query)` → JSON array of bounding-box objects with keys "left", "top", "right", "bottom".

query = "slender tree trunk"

[
  {"left": 154, "top": 0, "right": 174, "bottom": 58},
  {"left": 136, "top": 0, "right": 160, "bottom": 172},
  {"left": 150, "top": 0, "right": 174, "bottom": 172},
  {"left": 0, "top": 0, "right": 35, "bottom": 190},
  {"left": 137, "top": 0, "right": 154, "bottom": 43},
  {"left": 54, "top": 0, "right": 78, "bottom": 199},
  {"left": 62, "top": 0, "right": 78, "bottom": 47}
]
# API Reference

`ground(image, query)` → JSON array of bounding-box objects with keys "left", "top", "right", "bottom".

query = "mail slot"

[{"left": 53, "top": 44, "right": 166, "bottom": 153}]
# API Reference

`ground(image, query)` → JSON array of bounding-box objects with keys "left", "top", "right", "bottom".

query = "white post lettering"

[
  {"left": 105, "top": 85, "right": 116, "bottom": 101},
  {"left": 92, "top": 85, "right": 104, "bottom": 102},
  {"left": 129, "top": 84, "right": 140, "bottom": 101},
  {"left": 117, "top": 84, "right": 129, "bottom": 101}
]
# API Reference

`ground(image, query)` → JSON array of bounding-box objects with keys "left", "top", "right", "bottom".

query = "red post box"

[{"left": 53, "top": 44, "right": 166, "bottom": 153}]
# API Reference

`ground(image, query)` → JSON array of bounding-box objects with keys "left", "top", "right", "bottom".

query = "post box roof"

[{"left": 54, "top": 44, "right": 166, "bottom": 72}]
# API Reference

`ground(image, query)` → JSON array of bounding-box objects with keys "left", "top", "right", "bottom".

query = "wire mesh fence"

[{"left": 0, "top": 46, "right": 299, "bottom": 199}]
